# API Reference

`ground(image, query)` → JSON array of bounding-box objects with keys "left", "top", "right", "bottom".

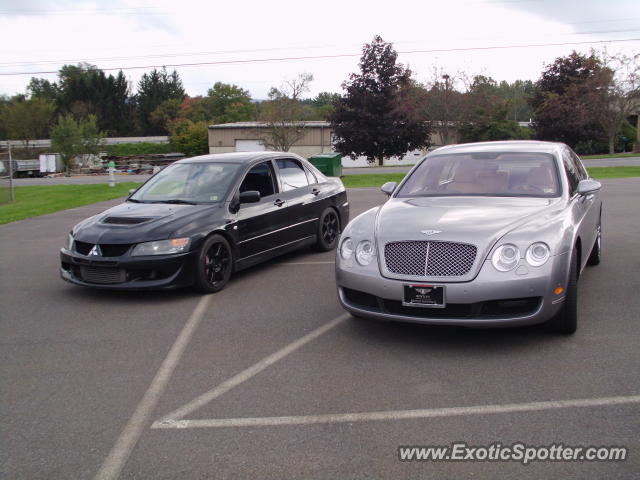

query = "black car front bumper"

[{"left": 60, "top": 248, "right": 199, "bottom": 290}]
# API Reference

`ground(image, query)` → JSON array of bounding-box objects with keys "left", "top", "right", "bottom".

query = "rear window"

[{"left": 396, "top": 152, "right": 561, "bottom": 198}]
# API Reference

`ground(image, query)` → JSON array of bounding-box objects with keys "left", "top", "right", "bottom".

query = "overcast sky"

[{"left": 1, "top": 0, "right": 638, "bottom": 99}]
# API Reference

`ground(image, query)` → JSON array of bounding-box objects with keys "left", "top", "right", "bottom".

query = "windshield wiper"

[
  {"left": 155, "top": 199, "right": 199, "bottom": 205},
  {"left": 127, "top": 198, "right": 144, "bottom": 203}
]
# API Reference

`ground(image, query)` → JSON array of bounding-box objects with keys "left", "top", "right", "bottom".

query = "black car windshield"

[
  {"left": 396, "top": 152, "right": 561, "bottom": 198},
  {"left": 130, "top": 162, "right": 242, "bottom": 204}
]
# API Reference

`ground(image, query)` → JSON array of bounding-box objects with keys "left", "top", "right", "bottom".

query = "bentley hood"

[{"left": 376, "top": 196, "right": 562, "bottom": 268}]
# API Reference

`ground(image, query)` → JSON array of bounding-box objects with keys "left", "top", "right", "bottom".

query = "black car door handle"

[
  {"left": 311, "top": 188, "right": 320, "bottom": 196},
  {"left": 274, "top": 199, "right": 285, "bottom": 207}
]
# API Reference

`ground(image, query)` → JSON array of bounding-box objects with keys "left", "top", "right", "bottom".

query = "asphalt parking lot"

[{"left": 1, "top": 180, "right": 639, "bottom": 479}]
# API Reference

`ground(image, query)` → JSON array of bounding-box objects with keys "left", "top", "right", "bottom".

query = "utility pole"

[{"left": 8, "top": 142, "right": 15, "bottom": 201}]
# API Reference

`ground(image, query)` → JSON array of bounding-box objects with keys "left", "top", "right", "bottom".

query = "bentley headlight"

[
  {"left": 355, "top": 240, "right": 375, "bottom": 266},
  {"left": 340, "top": 237, "right": 354, "bottom": 260},
  {"left": 492, "top": 243, "right": 520, "bottom": 272},
  {"left": 525, "top": 242, "right": 550, "bottom": 267},
  {"left": 131, "top": 238, "right": 190, "bottom": 256},
  {"left": 63, "top": 232, "right": 74, "bottom": 250}
]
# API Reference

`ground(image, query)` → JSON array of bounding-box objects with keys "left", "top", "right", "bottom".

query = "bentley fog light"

[
  {"left": 355, "top": 240, "right": 375, "bottom": 266},
  {"left": 340, "top": 237, "right": 354, "bottom": 260},
  {"left": 131, "top": 238, "right": 190, "bottom": 256},
  {"left": 492, "top": 244, "right": 520, "bottom": 271},
  {"left": 526, "top": 242, "right": 550, "bottom": 267}
]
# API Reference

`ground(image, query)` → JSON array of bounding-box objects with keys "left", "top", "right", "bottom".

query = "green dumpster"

[{"left": 308, "top": 153, "right": 343, "bottom": 177}]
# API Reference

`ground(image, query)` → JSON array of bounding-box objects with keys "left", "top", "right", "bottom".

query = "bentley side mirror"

[
  {"left": 577, "top": 179, "right": 602, "bottom": 195},
  {"left": 239, "top": 190, "right": 261, "bottom": 204},
  {"left": 380, "top": 181, "right": 397, "bottom": 196}
]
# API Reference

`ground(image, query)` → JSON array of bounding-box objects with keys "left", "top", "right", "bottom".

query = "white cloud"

[{"left": 1, "top": 0, "right": 638, "bottom": 99}]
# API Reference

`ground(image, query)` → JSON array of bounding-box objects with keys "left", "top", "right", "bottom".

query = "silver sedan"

[{"left": 336, "top": 140, "right": 602, "bottom": 333}]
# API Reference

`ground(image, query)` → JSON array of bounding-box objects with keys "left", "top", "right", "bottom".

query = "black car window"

[
  {"left": 240, "top": 162, "right": 276, "bottom": 197},
  {"left": 562, "top": 149, "right": 580, "bottom": 195},
  {"left": 276, "top": 159, "right": 309, "bottom": 191},
  {"left": 304, "top": 165, "right": 318, "bottom": 184}
]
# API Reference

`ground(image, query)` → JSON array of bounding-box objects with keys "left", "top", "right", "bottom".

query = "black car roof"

[{"left": 176, "top": 151, "right": 302, "bottom": 165}]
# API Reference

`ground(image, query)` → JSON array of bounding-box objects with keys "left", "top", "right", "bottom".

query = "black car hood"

[{"left": 73, "top": 201, "right": 222, "bottom": 244}]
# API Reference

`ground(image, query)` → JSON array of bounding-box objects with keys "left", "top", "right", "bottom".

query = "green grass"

[
  {"left": 581, "top": 152, "right": 640, "bottom": 159},
  {"left": 0, "top": 182, "right": 142, "bottom": 225},
  {"left": 586, "top": 166, "right": 640, "bottom": 178},
  {"left": 341, "top": 173, "right": 408, "bottom": 188},
  {"left": 341, "top": 166, "right": 640, "bottom": 188}
]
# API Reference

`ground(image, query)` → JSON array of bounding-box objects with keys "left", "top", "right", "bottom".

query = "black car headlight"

[
  {"left": 131, "top": 238, "right": 191, "bottom": 256},
  {"left": 63, "top": 232, "right": 74, "bottom": 251}
]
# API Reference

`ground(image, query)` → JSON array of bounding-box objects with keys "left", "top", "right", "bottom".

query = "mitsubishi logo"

[
  {"left": 89, "top": 244, "right": 102, "bottom": 256},
  {"left": 421, "top": 229, "right": 442, "bottom": 236}
]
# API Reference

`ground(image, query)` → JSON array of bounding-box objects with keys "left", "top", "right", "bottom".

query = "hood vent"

[{"left": 102, "top": 216, "right": 154, "bottom": 225}]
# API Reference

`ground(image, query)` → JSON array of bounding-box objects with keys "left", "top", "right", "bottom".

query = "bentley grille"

[{"left": 384, "top": 241, "right": 477, "bottom": 277}]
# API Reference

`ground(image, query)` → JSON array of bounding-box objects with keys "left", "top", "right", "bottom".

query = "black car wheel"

[
  {"left": 194, "top": 234, "right": 233, "bottom": 293},
  {"left": 314, "top": 208, "right": 340, "bottom": 251},
  {"left": 587, "top": 219, "right": 601, "bottom": 266},
  {"left": 545, "top": 247, "right": 578, "bottom": 334}
]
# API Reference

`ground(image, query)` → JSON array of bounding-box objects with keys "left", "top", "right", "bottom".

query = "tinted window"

[
  {"left": 396, "top": 152, "right": 560, "bottom": 197},
  {"left": 569, "top": 149, "right": 588, "bottom": 180},
  {"left": 304, "top": 165, "right": 318, "bottom": 184},
  {"left": 276, "top": 159, "right": 309, "bottom": 191},
  {"left": 562, "top": 150, "right": 580, "bottom": 194},
  {"left": 240, "top": 162, "right": 276, "bottom": 198}
]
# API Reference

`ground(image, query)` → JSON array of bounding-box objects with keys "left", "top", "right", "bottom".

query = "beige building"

[{"left": 208, "top": 121, "right": 451, "bottom": 167}]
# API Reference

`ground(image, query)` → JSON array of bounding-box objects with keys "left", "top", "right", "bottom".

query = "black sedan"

[{"left": 60, "top": 152, "right": 349, "bottom": 292}]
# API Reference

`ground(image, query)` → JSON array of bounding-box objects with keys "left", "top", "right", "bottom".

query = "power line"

[{"left": 1, "top": 37, "right": 638, "bottom": 77}]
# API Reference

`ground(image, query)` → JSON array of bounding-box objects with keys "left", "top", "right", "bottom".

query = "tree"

[
  {"left": 590, "top": 52, "right": 640, "bottom": 154},
  {"left": 51, "top": 114, "right": 105, "bottom": 175},
  {"left": 135, "top": 68, "right": 186, "bottom": 135},
  {"left": 202, "top": 82, "right": 255, "bottom": 124},
  {"left": 169, "top": 120, "right": 209, "bottom": 156},
  {"left": 330, "top": 36, "right": 431, "bottom": 165},
  {"left": 2, "top": 97, "right": 55, "bottom": 148},
  {"left": 259, "top": 73, "right": 314, "bottom": 151},
  {"left": 530, "top": 51, "right": 607, "bottom": 150},
  {"left": 422, "top": 69, "right": 466, "bottom": 145}
]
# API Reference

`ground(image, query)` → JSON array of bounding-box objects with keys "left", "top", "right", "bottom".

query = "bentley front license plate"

[{"left": 403, "top": 284, "right": 445, "bottom": 308}]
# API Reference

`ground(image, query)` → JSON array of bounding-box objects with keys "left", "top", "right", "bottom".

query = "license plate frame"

[{"left": 402, "top": 284, "right": 446, "bottom": 308}]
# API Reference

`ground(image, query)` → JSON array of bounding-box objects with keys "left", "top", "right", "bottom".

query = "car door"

[
  {"left": 569, "top": 148, "right": 600, "bottom": 263},
  {"left": 273, "top": 158, "right": 321, "bottom": 242},
  {"left": 562, "top": 148, "right": 597, "bottom": 271},
  {"left": 234, "top": 160, "right": 291, "bottom": 261}
]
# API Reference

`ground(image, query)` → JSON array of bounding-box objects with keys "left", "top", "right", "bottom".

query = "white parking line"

[
  {"left": 154, "top": 313, "right": 350, "bottom": 424},
  {"left": 94, "top": 295, "right": 212, "bottom": 480},
  {"left": 153, "top": 395, "right": 640, "bottom": 430}
]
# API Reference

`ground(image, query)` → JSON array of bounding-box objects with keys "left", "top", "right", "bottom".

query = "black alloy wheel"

[
  {"left": 194, "top": 234, "right": 233, "bottom": 293},
  {"left": 315, "top": 208, "right": 340, "bottom": 251}
]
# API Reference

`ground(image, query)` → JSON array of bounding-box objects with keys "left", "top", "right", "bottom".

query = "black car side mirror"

[
  {"left": 240, "top": 190, "right": 261, "bottom": 203},
  {"left": 577, "top": 179, "right": 602, "bottom": 195},
  {"left": 380, "top": 181, "right": 397, "bottom": 196}
]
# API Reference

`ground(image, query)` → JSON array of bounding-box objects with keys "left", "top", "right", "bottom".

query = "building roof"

[
  {"left": 177, "top": 151, "right": 303, "bottom": 164},
  {"left": 208, "top": 121, "right": 331, "bottom": 129}
]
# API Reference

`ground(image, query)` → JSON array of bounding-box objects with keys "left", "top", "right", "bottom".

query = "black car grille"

[
  {"left": 73, "top": 241, "right": 133, "bottom": 257},
  {"left": 78, "top": 266, "right": 126, "bottom": 284},
  {"left": 342, "top": 288, "right": 541, "bottom": 320},
  {"left": 384, "top": 241, "right": 477, "bottom": 277}
]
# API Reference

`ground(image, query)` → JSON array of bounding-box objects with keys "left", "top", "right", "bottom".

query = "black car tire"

[
  {"left": 587, "top": 218, "right": 601, "bottom": 266},
  {"left": 545, "top": 247, "right": 578, "bottom": 334},
  {"left": 314, "top": 208, "right": 340, "bottom": 252},
  {"left": 194, "top": 234, "right": 233, "bottom": 293}
]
